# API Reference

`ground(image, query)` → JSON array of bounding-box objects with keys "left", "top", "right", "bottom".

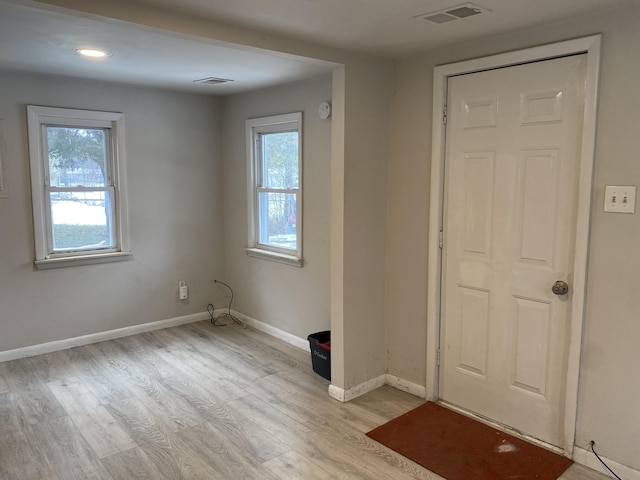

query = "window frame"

[
  {"left": 27, "top": 105, "right": 131, "bottom": 269},
  {"left": 246, "top": 112, "right": 303, "bottom": 267}
]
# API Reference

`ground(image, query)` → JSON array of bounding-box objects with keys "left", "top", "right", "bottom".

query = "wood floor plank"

[
  {"left": 0, "top": 366, "right": 10, "bottom": 394},
  {"left": 176, "top": 421, "right": 282, "bottom": 480},
  {"left": 9, "top": 384, "right": 66, "bottom": 426},
  {"left": 110, "top": 335, "right": 177, "bottom": 382},
  {"left": 237, "top": 371, "right": 332, "bottom": 425},
  {"left": 226, "top": 394, "right": 373, "bottom": 480},
  {"left": 225, "top": 322, "right": 312, "bottom": 366},
  {"left": 354, "top": 384, "right": 427, "bottom": 419},
  {"left": 0, "top": 391, "right": 20, "bottom": 430},
  {"left": 226, "top": 393, "right": 314, "bottom": 450},
  {"left": 115, "top": 334, "right": 250, "bottom": 408},
  {"left": 136, "top": 331, "right": 250, "bottom": 403},
  {"left": 263, "top": 450, "right": 337, "bottom": 480},
  {"left": 194, "top": 402, "right": 291, "bottom": 464},
  {"left": 23, "top": 416, "right": 113, "bottom": 480},
  {"left": 86, "top": 341, "right": 205, "bottom": 432},
  {"left": 190, "top": 322, "right": 309, "bottom": 375},
  {"left": 305, "top": 413, "right": 442, "bottom": 480},
  {"left": 63, "top": 345, "right": 134, "bottom": 405},
  {"left": 0, "top": 423, "right": 50, "bottom": 479},
  {"left": 188, "top": 322, "right": 278, "bottom": 365},
  {"left": 47, "top": 377, "right": 137, "bottom": 458},
  {"left": 559, "top": 463, "right": 611, "bottom": 480},
  {"left": 104, "top": 396, "right": 225, "bottom": 479},
  {"left": 0, "top": 351, "right": 74, "bottom": 389},
  {"left": 345, "top": 385, "right": 426, "bottom": 430},
  {"left": 0, "top": 357, "right": 45, "bottom": 390},
  {"left": 168, "top": 324, "right": 278, "bottom": 381},
  {"left": 101, "top": 447, "right": 170, "bottom": 480}
]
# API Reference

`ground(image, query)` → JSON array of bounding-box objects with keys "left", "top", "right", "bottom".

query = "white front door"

[{"left": 440, "top": 54, "right": 587, "bottom": 447}]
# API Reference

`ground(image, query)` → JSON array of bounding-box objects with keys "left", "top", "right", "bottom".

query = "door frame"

[{"left": 426, "top": 35, "right": 601, "bottom": 456}]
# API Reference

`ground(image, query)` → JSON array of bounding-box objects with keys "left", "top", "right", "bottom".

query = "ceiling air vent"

[
  {"left": 416, "top": 3, "right": 489, "bottom": 24},
  {"left": 193, "top": 77, "right": 234, "bottom": 85}
]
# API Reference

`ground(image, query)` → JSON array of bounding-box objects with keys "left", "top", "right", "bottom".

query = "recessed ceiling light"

[{"left": 75, "top": 48, "right": 111, "bottom": 58}]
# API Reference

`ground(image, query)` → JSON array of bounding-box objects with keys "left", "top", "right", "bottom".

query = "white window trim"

[
  {"left": 27, "top": 105, "right": 131, "bottom": 269},
  {"left": 246, "top": 112, "right": 303, "bottom": 267}
]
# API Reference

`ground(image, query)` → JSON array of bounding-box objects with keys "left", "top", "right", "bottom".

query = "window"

[
  {"left": 246, "top": 112, "right": 302, "bottom": 266},
  {"left": 27, "top": 106, "right": 130, "bottom": 269}
]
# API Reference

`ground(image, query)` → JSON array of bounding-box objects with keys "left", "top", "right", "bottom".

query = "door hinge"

[
  {"left": 436, "top": 348, "right": 441, "bottom": 366},
  {"left": 443, "top": 105, "right": 447, "bottom": 125},
  {"left": 438, "top": 230, "right": 444, "bottom": 249}
]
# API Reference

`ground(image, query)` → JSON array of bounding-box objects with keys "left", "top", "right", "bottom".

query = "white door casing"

[{"left": 426, "top": 36, "right": 601, "bottom": 455}]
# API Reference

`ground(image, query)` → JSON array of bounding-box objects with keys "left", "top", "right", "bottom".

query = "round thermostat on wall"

[{"left": 318, "top": 101, "right": 331, "bottom": 120}]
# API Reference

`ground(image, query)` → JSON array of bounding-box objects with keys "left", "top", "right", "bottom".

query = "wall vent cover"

[
  {"left": 416, "top": 3, "right": 489, "bottom": 24},
  {"left": 193, "top": 77, "right": 234, "bottom": 85}
]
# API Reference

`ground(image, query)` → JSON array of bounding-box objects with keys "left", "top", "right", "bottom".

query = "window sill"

[
  {"left": 34, "top": 251, "right": 132, "bottom": 270},
  {"left": 246, "top": 248, "right": 303, "bottom": 267}
]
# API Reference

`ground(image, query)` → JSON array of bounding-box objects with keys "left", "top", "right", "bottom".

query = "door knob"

[{"left": 552, "top": 280, "right": 569, "bottom": 296}]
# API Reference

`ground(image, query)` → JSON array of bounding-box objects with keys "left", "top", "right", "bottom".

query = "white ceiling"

[
  {"left": 0, "top": 1, "right": 336, "bottom": 95},
  {"left": 130, "top": 0, "right": 635, "bottom": 57},
  {"left": 0, "top": 0, "right": 635, "bottom": 95}
]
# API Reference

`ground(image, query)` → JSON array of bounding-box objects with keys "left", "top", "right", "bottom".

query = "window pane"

[
  {"left": 258, "top": 191, "right": 297, "bottom": 250},
  {"left": 261, "top": 131, "right": 299, "bottom": 189},
  {"left": 50, "top": 191, "right": 114, "bottom": 251},
  {"left": 46, "top": 127, "right": 108, "bottom": 187}
]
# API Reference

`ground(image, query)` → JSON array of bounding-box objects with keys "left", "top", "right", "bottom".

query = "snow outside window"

[{"left": 27, "top": 106, "right": 131, "bottom": 269}]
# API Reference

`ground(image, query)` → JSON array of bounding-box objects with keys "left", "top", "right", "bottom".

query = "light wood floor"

[{"left": 0, "top": 321, "right": 609, "bottom": 479}]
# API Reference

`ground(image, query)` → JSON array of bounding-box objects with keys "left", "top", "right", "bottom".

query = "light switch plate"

[{"left": 604, "top": 185, "right": 636, "bottom": 213}]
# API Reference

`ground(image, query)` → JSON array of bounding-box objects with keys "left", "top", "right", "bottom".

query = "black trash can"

[{"left": 307, "top": 331, "right": 331, "bottom": 380}]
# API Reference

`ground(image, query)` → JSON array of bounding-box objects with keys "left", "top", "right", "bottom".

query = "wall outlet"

[
  {"left": 604, "top": 185, "right": 636, "bottom": 214},
  {"left": 179, "top": 280, "right": 188, "bottom": 300}
]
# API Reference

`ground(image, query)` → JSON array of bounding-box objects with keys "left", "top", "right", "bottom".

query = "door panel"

[
  {"left": 462, "top": 152, "right": 494, "bottom": 257},
  {"left": 511, "top": 296, "right": 551, "bottom": 397},
  {"left": 517, "top": 149, "right": 558, "bottom": 264},
  {"left": 440, "top": 55, "right": 586, "bottom": 447},
  {"left": 458, "top": 286, "right": 490, "bottom": 377}
]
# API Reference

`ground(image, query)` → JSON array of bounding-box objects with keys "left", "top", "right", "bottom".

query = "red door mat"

[{"left": 366, "top": 402, "right": 572, "bottom": 480}]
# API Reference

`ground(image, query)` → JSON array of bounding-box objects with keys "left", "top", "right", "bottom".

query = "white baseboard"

[
  {"left": 0, "top": 308, "right": 311, "bottom": 363},
  {"left": 573, "top": 446, "right": 640, "bottom": 480},
  {"left": 329, "top": 374, "right": 426, "bottom": 403},
  {"left": 329, "top": 375, "right": 387, "bottom": 403},
  {"left": 231, "top": 310, "right": 310, "bottom": 352},
  {"left": 328, "top": 384, "right": 346, "bottom": 402},
  {"left": 0, "top": 312, "right": 209, "bottom": 362},
  {"left": 385, "top": 374, "right": 427, "bottom": 398}
]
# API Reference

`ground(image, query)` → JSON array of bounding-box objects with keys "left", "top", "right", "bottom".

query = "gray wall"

[
  {"left": 386, "top": 3, "right": 640, "bottom": 470},
  {"left": 220, "top": 76, "right": 332, "bottom": 340},
  {"left": 0, "top": 70, "right": 224, "bottom": 351}
]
